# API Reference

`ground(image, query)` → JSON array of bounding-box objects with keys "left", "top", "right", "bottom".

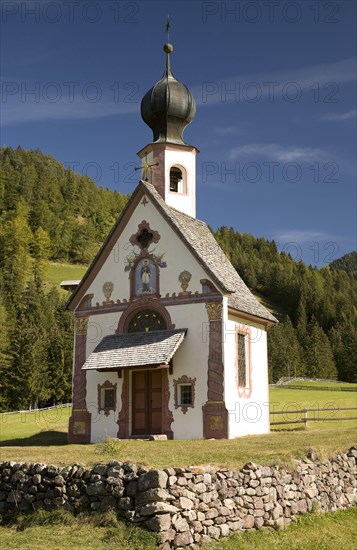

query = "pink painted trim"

[{"left": 235, "top": 324, "right": 253, "bottom": 399}]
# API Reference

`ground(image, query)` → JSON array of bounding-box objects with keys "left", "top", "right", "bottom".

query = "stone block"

[
  {"left": 173, "top": 515, "right": 189, "bottom": 532},
  {"left": 139, "top": 501, "right": 178, "bottom": 516},
  {"left": 192, "top": 520, "right": 204, "bottom": 532},
  {"left": 254, "top": 517, "right": 264, "bottom": 529},
  {"left": 144, "top": 513, "right": 171, "bottom": 532},
  {"left": 272, "top": 503, "right": 283, "bottom": 520},
  {"left": 243, "top": 515, "right": 255, "bottom": 529},
  {"left": 161, "top": 528, "right": 176, "bottom": 542},
  {"left": 174, "top": 531, "right": 193, "bottom": 547},
  {"left": 207, "top": 525, "right": 221, "bottom": 539},
  {"left": 136, "top": 488, "right": 173, "bottom": 506},
  {"left": 137, "top": 470, "right": 168, "bottom": 492},
  {"left": 220, "top": 523, "right": 230, "bottom": 536},
  {"left": 179, "top": 496, "right": 194, "bottom": 510}
]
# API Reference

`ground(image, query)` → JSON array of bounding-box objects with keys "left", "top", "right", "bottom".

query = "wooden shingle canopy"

[{"left": 82, "top": 329, "right": 187, "bottom": 371}]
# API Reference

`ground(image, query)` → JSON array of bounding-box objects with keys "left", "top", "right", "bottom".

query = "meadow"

[
  {"left": 0, "top": 382, "right": 356, "bottom": 549},
  {"left": 46, "top": 262, "right": 87, "bottom": 291},
  {"left": 0, "top": 384, "right": 356, "bottom": 469}
]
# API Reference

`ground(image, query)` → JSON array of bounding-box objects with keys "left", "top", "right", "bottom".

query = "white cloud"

[
  {"left": 1, "top": 93, "right": 139, "bottom": 125},
  {"left": 320, "top": 109, "right": 357, "bottom": 121},
  {"left": 215, "top": 126, "right": 241, "bottom": 135},
  {"left": 228, "top": 143, "right": 329, "bottom": 163},
  {"left": 273, "top": 230, "right": 329, "bottom": 244},
  {"left": 193, "top": 57, "right": 356, "bottom": 107}
]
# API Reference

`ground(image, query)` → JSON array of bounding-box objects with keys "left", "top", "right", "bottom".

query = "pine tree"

[
  {"left": 0, "top": 200, "right": 32, "bottom": 305},
  {"left": 268, "top": 316, "right": 305, "bottom": 383},
  {"left": 304, "top": 317, "right": 337, "bottom": 379},
  {"left": 0, "top": 293, "right": 11, "bottom": 411},
  {"left": 32, "top": 226, "right": 51, "bottom": 283},
  {"left": 329, "top": 322, "right": 357, "bottom": 382}
]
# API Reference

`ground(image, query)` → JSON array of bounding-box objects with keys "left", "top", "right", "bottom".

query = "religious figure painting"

[{"left": 134, "top": 258, "right": 157, "bottom": 295}]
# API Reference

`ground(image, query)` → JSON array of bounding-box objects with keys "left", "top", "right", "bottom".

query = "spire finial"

[{"left": 164, "top": 16, "right": 173, "bottom": 75}]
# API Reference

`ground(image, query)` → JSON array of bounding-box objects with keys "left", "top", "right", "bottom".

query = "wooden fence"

[
  {"left": 270, "top": 407, "right": 357, "bottom": 427},
  {"left": 275, "top": 385, "right": 356, "bottom": 392}
]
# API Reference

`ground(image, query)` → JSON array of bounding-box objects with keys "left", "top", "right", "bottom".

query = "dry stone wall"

[{"left": 0, "top": 448, "right": 356, "bottom": 548}]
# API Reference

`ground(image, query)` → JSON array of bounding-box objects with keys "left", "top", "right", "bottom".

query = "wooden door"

[{"left": 132, "top": 370, "right": 162, "bottom": 435}]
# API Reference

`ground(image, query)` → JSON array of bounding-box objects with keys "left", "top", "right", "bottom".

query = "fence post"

[{"left": 303, "top": 408, "right": 308, "bottom": 428}]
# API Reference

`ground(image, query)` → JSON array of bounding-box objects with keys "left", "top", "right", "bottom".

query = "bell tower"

[{"left": 138, "top": 42, "right": 198, "bottom": 218}]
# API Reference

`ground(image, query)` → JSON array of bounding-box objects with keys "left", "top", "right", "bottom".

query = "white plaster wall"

[
  {"left": 223, "top": 306, "right": 270, "bottom": 438},
  {"left": 84, "top": 197, "right": 212, "bottom": 305},
  {"left": 85, "top": 303, "right": 209, "bottom": 442},
  {"left": 86, "top": 370, "right": 122, "bottom": 443},
  {"left": 81, "top": 312, "right": 123, "bottom": 443},
  {"left": 164, "top": 149, "right": 196, "bottom": 218},
  {"left": 166, "top": 303, "right": 209, "bottom": 440},
  {"left": 144, "top": 149, "right": 196, "bottom": 218},
  {"left": 85, "top": 312, "right": 122, "bottom": 355}
]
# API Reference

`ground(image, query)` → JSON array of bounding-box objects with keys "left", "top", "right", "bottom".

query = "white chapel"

[{"left": 65, "top": 41, "right": 277, "bottom": 443}]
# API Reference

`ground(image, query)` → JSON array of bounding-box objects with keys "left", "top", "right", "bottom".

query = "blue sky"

[{"left": 1, "top": 0, "right": 356, "bottom": 267}]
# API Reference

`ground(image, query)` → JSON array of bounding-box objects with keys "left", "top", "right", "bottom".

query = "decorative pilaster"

[
  {"left": 68, "top": 316, "right": 91, "bottom": 443},
  {"left": 162, "top": 370, "right": 174, "bottom": 439},
  {"left": 117, "top": 369, "right": 129, "bottom": 438},
  {"left": 202, "top": 302, "right": 228, "bottom": 439}
]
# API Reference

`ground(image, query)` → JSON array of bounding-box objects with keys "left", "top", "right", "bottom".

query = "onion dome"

[{"left": 141, "top": 43, "right": 196, "bottom": 145}]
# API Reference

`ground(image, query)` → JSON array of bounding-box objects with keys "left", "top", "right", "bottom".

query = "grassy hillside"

[{"left": 46, "top": 262, "right": 87, "bottom": 286}]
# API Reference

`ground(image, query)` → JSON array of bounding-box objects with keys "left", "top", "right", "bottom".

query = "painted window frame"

[
  {"left": 98, "top": 380, "right": 117, "bottom": 417},
  {"left": 173, "top": 375, "right": 196, "bottom": 414},
  {"left": 169, "top": 165, "right": 188, "bottom": 195},
  {"left": 235, "top": 324, "right": 252, "bottom": 398}
]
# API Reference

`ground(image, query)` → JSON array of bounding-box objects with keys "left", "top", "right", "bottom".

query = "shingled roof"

[
  {"left": 141, "top": 181, "right": 277, "bottom": 324},
  {"left": 67, "top": 179, "right": 277, "bottom": 324},
  {"left": 82, "top": 329, "right": 187, "bottom": 371}
]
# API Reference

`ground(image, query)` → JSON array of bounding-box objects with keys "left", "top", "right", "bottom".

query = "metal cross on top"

[{"left": 166, "top": 15, "right": 171, "bottom": 42}]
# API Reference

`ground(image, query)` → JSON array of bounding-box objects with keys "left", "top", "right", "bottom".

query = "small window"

[
  {"left": 237, "top": 332, "right": 248, "bottom": 387},
  {"left": 180, "top": 385, "right": 192, "bottom": 406},
  {"left": 98, "top": 380, "right": 117, "bottom": 416},
  {"left": 173, "top": 375, "right": 196, "bottom": 414},
  {"left": 169, "top": 166, "right": 187, "bottom": 193},
  {"left": 104, "top": 388, "right": 115, "bottom": 409},
  {"left": 128, "top": 309, "right": 166, "bottom": 333}
]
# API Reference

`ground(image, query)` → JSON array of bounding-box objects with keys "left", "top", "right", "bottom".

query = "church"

[{"left": 65, "top": 41, "right": 277, "bottom": 444}]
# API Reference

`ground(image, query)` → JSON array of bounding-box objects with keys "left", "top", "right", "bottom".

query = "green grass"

[
  {"left": 270, "top": 385, "right": 357, "bottom": 430},
  {"left": 0, "top": 406, "right": 71, "bottom": 444},
  {"left": 0, "top": 386, "right": 356, "bottom": 549},
  {"left": 0, "top": 507, "right": 355, "bottom": 550},
  {"left": 46, "top": 262, "right": 87, "bottom": 287},
  {"left": 0, "top": 509, "right": 159, "bottom": 550},
  {"left": 205, "top": 507, "right": 357, "bottom": 550},
  {"left": 1, "top": 386, "right": 356, "bottom": 469},
  {"left": 279, "top": 380, "right": 357, "bottom": 388}
]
